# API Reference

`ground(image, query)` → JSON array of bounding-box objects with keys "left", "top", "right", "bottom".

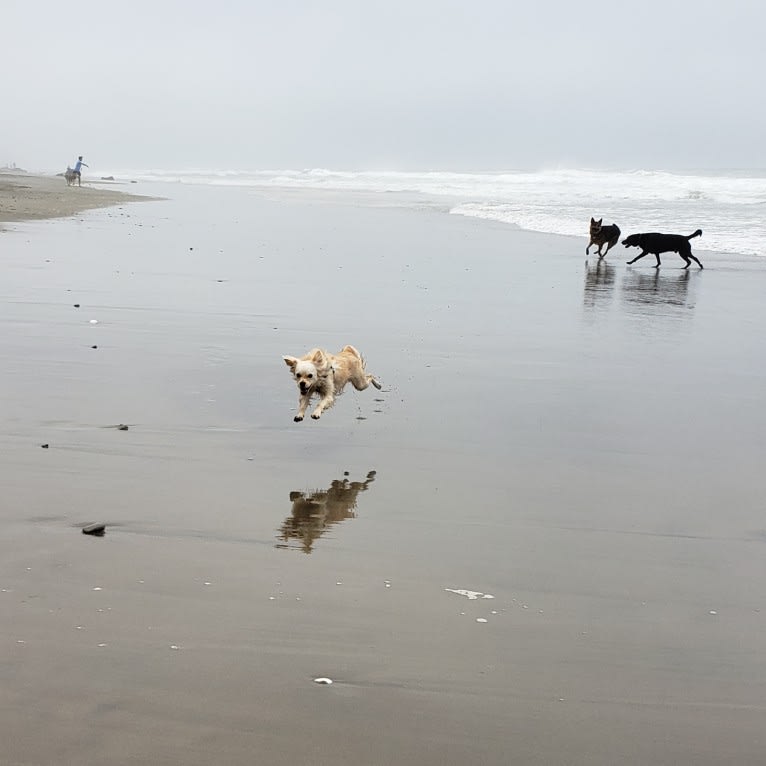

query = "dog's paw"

[
  {"left": 372, "top": 378, "right": 382, "bottom": 390},
  {"left": 311, "top": 413, "right": 321, "bottom": 420},
  {"left": 294, "top": 415, "right": 304, "bottom": 422}
]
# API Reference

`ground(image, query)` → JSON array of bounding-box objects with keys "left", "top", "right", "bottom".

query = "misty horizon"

[{"left": 3, "top": 1, "right": 764, "bottom": 173}]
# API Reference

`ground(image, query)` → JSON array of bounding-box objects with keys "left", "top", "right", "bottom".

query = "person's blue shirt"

[{"left": 74, "top": 159, "right": 88, "bottom": 173}]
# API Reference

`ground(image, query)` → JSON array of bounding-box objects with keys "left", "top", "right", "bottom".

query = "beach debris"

[
  {"left": 313, "top": 677, "right": 333, "bottom": 685},
  {"left": 445, "top": 588, "right": 495, "bottom": 600},
  {"left": 169, "top": 645, "right": 180, "bottom": 650},
  {"left": 82, "top": 523, "right": 106, "bottom": 537},
  {"left": 92, "top": 587, "right": 102, "bottom": 591},
  {"left": 709, "top": 610, "right": 718, "bottom": 615},
  {"left": 73, "top": 303, "right": 80, "bottom": 308},
  {"left": 476, "top": 618, "right": 488, "bottom": 623},
  {"left": 117, "top": 424, "right": 129, "bottom": 431},
  {"left": 40, "top": 443, "right": 49, "bottom": 449},
  {"left": 91, "top": 345, "right": 98, "bottom": 349},
  {"left": 89, "top": 319, "right": 99, "bottom": 324}
]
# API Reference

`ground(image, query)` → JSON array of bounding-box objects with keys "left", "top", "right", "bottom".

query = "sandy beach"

[
  {"left": 1, "top": 181, "right": 765, "bottom": 765},
  {"left": 0, "top": 172, "right": 150, "bottom": 226}
]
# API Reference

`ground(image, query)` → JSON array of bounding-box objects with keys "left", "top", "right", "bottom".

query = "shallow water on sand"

[{"left": 1, "top": 185, "right": 765, "bottom": 765}]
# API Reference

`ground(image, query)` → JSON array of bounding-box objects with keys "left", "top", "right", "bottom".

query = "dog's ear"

[
  {"left": 591, "top": 217, "right": 596, "bottom": 224},
  {"left": 310, "top": 349, "right": 328, "bottom": 368},
  {"left": 289, "top": 491, "right": 302, "bottom": 501},
  {"left": 283, "top": 356, "right": 298, "bottom": 371}
]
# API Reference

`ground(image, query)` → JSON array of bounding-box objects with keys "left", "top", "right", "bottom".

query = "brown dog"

[
  {"left": 283, "top": 345, "right": 382, "bottom": 422},
  {"left": 586, "top": 218, "right": 621, "bottom": 258}
]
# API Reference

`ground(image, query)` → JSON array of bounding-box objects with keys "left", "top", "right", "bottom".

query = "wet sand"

[
  {"left": 1, "top": 183, "right": 765, "bottom": 765},
  {"left": 0, "top": 172, "right": 150, "bottom": 226}
]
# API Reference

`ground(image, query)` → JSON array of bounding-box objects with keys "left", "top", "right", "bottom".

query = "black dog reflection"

[
  {"left": 621, "top": 269, "right": 693, "bottom": 309},
  {"left": 276, "top": 471, "right": 376, "bottom": 553}
]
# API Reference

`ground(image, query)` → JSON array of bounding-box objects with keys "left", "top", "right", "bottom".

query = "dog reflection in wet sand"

[{"left": 276, "top": 471, "right": 376, "bottom": 553}]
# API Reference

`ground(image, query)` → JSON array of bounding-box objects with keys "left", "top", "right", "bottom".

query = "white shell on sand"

[
  {"left": 445, "top": 588, "right": 495, "bottom": 600},
  {"left": 313, "top": 677, "right": 333, "bottom": 685},
  {"left": 89, "top": 319, "right": 99, "bottom": 324}
]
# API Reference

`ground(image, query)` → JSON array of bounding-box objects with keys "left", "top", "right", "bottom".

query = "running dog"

[
  {"left": 622, "top": 229, "right": 703, "bottom": 268},
  {"left": 586, "top": 218, "right": 621, "bottom": 258},
  {"left": 283, "top": 345, "right": 382, "bottom": 422}
]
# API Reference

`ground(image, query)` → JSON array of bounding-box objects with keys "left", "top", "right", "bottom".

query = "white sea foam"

[{"left": 104, "top": 167, "right": 766, "bottom": 257}]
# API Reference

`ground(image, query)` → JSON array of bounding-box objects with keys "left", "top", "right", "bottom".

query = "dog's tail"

[
  {"left": 687, "top": 229, "right": 703, "bottom": 240},
  {"left": 341, "top": 345, "right": 363, "bottom": 362}
]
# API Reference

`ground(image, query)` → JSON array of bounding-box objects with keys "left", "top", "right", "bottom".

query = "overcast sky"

[{"left": 2, "top": 0, "right": 764, "bottom": 172}]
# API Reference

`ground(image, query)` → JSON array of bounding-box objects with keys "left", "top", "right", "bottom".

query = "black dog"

[{"left": 622, "top": 229, "right": 703, "bottom": 269}]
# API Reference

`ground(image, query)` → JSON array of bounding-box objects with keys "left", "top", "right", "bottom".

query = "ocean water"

[{"left": 104, "top": 167, "right": 766, "bottom": 257}]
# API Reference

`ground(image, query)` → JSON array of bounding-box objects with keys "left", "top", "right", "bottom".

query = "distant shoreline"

[
  {"left": 0, "top": 173, "right": 157, "bottom": 228},
  {"left": 87, "top": 166, "right": 766, "bottom": 257}
]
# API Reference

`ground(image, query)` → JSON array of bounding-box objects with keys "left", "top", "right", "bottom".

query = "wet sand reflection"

[
  {"left": 584, "top": 262, "right": 698, "bottom": 317},
  {"left": 583, "top": 260, "right": 616, "bottom": 309},
  {"left": 621, "top": 269, "right": 695, "bottom": 312},
  {"left": 276, "top": 471, "right": 376, "bottom": 553}
]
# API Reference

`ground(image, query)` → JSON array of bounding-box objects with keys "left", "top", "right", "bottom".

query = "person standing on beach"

[{"left": 73, "top": 155, "right": 88, "bottom": 186}]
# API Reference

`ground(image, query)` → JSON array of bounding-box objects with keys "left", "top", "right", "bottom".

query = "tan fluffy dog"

[{"left": 282, "top": 345, "right": 382, "bottom": 422}]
